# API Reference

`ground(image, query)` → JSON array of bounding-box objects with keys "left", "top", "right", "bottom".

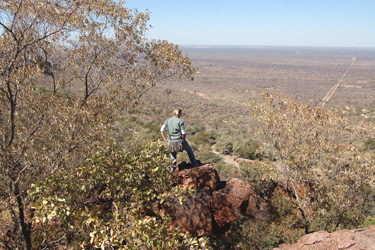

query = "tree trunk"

[{"left": 14, "top": 182, "right": 32, "bottom": 250}]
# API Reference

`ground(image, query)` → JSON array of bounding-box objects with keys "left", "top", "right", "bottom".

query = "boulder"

[
  {"left": 274, "top": 225, "right": 375, "bottom": 250},
  {"left": 164, "top": 163, "right": 219, "bottom": 235},
  {"left": 211, "top": 178, "right": 252, "bottom": 233},
  {"left": 175, "top": 162, "right": 220, "bottom": 191},
  {"left": 166, "top": 164, "right": 276, "bottom": 235},
  {"left": 166, "top": 189, "right": 213, "bottom": 236}
]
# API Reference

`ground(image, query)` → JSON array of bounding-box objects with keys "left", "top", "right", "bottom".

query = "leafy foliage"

[
  {"left": 250, "top": 92, "right": 375, "bottom": 232},
  {"left": 30, "top": 141, "right": 206, "bottom": 249},
  {"left": 214, "top": 131, "right": 261, "bottom": 160},
  {"left": 0, "top": 0, "right": 196, "bottom": 248}
]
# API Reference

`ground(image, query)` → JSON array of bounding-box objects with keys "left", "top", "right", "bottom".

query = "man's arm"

[
  {"left": 180, "top": 121, "right": 186, "bottom": 139},
  {"left": 160, "top": 123, "right": 168, "bottom": 142},
  {"left": 161, "top": 131, "right": 168, "bottom": 142}
]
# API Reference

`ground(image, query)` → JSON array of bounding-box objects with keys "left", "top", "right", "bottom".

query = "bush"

[
  {"left": 236, "top": 141, "right": 261, "bottom": 160},
  {"left": 30, "top": 141, "right": 204, "bottom": 249},
  {"left": 251, "top": 93, "right": 375, "bottom": 233},
  {"left": 187, "top": 124, "right": 206, "bottom": 135},
  {"left": 214, "top": 132, "right": 262, "bottom": 160},
  {"left": 214, "top": 161, "right": 239, "bottom": 181},
  {"left": 363, "top": 218, "right": 375, "bottom": 227},
  {"left": 196, "top": 150, "right": 219, "bottom": 164},
  {"left": 364, "top": 138, "right": 375, "bottom": 151},
  {"left": 208, "top": 187, "right": 304, "bottom": 250},
  {"left": 192, "top": 131, "right": 212, "bottom": 145},
  {"left": 240, "top": 160, "right": 277, "bottom": 180}
]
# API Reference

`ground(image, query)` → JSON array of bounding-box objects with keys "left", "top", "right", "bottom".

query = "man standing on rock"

[{"left": 160, "top": 108, "right": 199, "bottom": 171}]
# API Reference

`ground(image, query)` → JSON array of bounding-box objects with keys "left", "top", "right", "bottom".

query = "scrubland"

[
  {"left": 114, "top": 46, "right": 375, "bottom": 248},
  {"left": 2, "top": 8, "right": 375, "bottom": 246},
  {"left": 127, "top": 46, "right": 375, "bottom": 178}
]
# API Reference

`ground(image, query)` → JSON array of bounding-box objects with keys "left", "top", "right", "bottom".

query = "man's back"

[
  {"left": 163, "top": 116, "right": 185, "bottom": 140},
  {"left": 160, "top": 108, "right": 198, "bottom": 168}
]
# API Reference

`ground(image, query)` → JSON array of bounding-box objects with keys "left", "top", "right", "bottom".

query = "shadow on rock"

[{"left": 163, "top": 162, "right": 279, "bottom": 236}]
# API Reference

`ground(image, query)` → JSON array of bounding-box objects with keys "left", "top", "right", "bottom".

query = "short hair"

[{"left": 173, "top": 108, "right": 182, "bottom": 116}]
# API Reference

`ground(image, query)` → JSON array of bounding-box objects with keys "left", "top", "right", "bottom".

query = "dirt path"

[
  {"left": 211, "top": 150, "right": 253, "bottom": 168},
  {"left": 320, "top": 57, "right": 356, "bottom": 106}
]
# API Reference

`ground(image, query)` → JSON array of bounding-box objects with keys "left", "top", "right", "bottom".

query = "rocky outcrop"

[
  {"left": 274, "top": 225, "right": 375, "bottom": 250},
  {"left": 167, "top": 189, "right": 213, "bottom": 236},
  {"left": 164, "top": 161, "right": 375, "bottom": 249},
  {"left": 211, "top": 178, "right": 253, "bottom": 233},
  {"left": 165, "top": 162, "right": 275, "bottom": 235},
  {"left": 175, "top": 162, "right": 220, "bottom": 191}
]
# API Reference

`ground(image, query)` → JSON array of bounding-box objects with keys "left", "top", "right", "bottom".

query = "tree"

[
  {"left": 250, "top": 93, "right": 375, "bottom": 233},
  {"left": 0, "top": 0, "right": 196, "bottom": 248}
]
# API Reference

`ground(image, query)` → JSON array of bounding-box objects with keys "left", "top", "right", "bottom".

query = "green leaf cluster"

[
  {"left": 250, "top": 92, "right": 375, "bottom": 233},
  {"left": 30, "top": 141, "right": 206, "bottom": 249}
]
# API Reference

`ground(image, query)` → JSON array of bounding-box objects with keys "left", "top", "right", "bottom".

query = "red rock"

[
  {"left": 175, "top": 163, "right": 220, "bottom": 191},
  {"left": 166, "top": 164, "right": 278, "bottom": 235},
  {"left": 164, "top": 189, "right": 213, "bottom": 236},
  {"left": 211, "top": 178, "right": 252, "bottom": 232},
  {"left": 274, "top": 225, "right": 375, "bottom": 250}
]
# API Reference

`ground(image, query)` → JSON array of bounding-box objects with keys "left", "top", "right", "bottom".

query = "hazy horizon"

[
  {"left": 179, "top": 44, "right": 375, "bottom": 49},
  {"left": 126, "top": 1, "right": 375, "bottom": 48}
]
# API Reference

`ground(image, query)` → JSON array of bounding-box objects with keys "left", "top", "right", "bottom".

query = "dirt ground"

[
  {"left": 177, "top": 46, "right": 375, "bottom": 113},
  {"left": 211, "top": 150, "right": 253, "bottom": 168}
]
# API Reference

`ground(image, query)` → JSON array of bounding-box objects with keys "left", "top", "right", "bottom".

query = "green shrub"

[
  {"left": 363, "top": 217, "right": 375, "bottom": 227},
  {"left": 214, "top": 161, "right": 239, "bottom": 180},
  {"left": 196, "top": 150, "right": 219, "bottom": 164},
  {"left": 364, "top": 138, "right": 375, "bottom": 151},
  {"left": 187, "top": 124, "right": 206, "bottom": 135},
  {"left": 192, "top": 131, "right": 212, "bottom": 145},
  {"left": 236, "top": 141, "right": 261, "bottom": 160},
  {"left": 30, "top": 141, "right": 204, "bottom": 249},
  {"left": 208, "top": 187, "right": 304, "bottom": 250}
]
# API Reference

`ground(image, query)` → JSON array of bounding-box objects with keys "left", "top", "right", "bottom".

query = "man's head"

[{"left": 173, "top": 108, "right": 182, "bottom": 118}]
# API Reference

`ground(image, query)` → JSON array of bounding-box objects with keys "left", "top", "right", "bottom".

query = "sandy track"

[
  {"left": 320, "top": 57, "right": 356, "bottom": 106},
  {"left": 211, "top": 150, "right": 253, "bottom": 168}
]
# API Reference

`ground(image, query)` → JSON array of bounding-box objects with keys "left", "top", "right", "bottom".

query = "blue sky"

[{"left": 125, "top": 0, "right": 375, "bottom": 47}]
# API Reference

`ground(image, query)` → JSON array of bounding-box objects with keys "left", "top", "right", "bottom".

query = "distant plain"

[{"left": 143, "top": 46, "right": 375, "bottom": 127}]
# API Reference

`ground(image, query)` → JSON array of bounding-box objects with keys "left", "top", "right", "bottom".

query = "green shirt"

[{"left": 161, "top": 116, "right": 186, "bottom": 140}]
